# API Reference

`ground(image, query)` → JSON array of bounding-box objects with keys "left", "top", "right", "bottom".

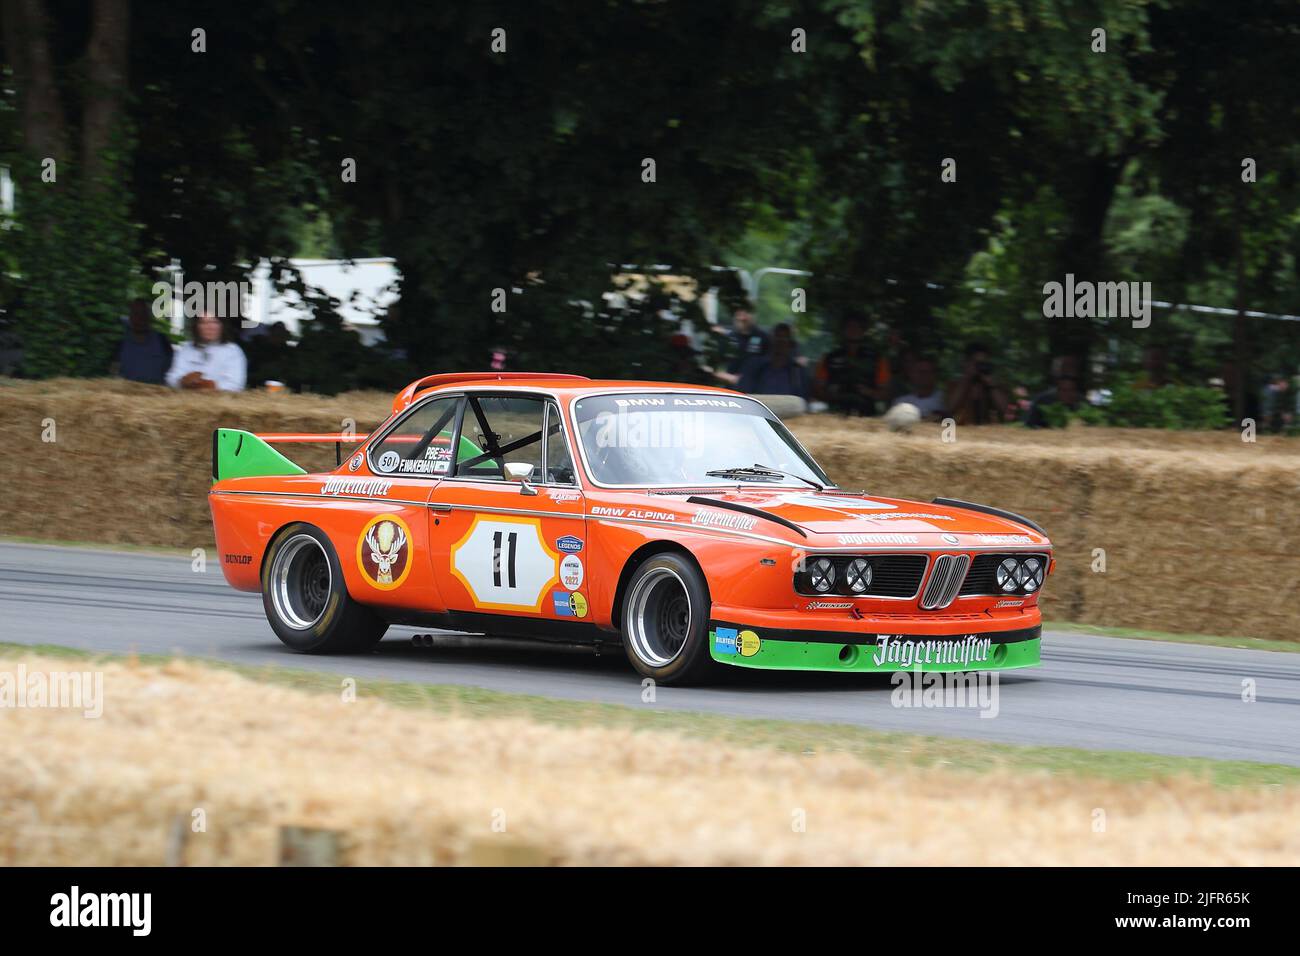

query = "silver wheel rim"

[
  {"left": 625, "top": 567, "right": 692, "bottom": 667},
  {"left": 269, "top": 534, "right": 331, "bottom": 630}
]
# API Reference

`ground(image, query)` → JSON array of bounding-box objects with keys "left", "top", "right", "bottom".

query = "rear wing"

[{"left": 211, "top": 429, "right": 368, "bottom": 483}]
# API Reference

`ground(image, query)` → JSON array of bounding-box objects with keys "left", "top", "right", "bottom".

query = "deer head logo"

[{"left": 365, "top": 519, "right": 407, "bottom": 584}]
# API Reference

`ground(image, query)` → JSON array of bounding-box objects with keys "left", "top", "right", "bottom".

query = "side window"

[
  {"left": 456, "top": 396, "right": 544, "bottom": 480},
  {"left": 545, "top": 402, "right": 577, "bottom": 485},
  {"left": 370, "top": 396, "right": 460, "bottom": 477}
]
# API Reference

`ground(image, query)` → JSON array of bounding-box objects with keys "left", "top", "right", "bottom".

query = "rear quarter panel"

[{"left": 209, "top": 473, "right": 446, "bottom": 614}]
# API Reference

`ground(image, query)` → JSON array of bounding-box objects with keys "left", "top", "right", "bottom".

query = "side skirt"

[{"left": 380, "top": 608, "right": 617, "bottom": 645}]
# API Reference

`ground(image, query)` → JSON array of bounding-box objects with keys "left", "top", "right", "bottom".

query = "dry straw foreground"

[
  {"left": 1, "top": 378, "right": 1297, "bottom": 640},
  {"left": 2, "top": 655, "right": 1298, "bottom": 866}
]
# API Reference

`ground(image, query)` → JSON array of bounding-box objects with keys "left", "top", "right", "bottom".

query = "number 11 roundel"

[{"left": 450, "top": 516, "right": 561, "bottom": 612}]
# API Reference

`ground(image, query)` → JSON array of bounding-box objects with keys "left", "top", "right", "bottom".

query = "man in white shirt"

[
  {"left": 890, "top": 355, "right": 947, "bottom": 420},
  {"left": 166, "top": 312, "right": 248, "bottom": 392}
]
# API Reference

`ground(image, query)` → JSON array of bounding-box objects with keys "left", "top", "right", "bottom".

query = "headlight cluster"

[
  {"left": 799, "top": 556, "right": 873, "bottom": 595},
  {"left": 996, "top": 556, "right": 1045, "bottom": 593}
]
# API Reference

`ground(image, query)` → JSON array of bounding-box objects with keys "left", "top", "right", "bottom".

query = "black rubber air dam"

[{"left": 931, "top": 497, "right": 1047, "bottom": 537}]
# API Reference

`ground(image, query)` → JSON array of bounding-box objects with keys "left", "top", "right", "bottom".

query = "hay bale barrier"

[
  {"left": 0, "top": 378, "right": 1296, "bottom": 641},
  {"left": 2, "top": 655, "right": 1299, "bottom": 866}
]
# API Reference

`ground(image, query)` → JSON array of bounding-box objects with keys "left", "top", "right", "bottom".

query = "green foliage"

[
  {"left": 1103, "top": 382, "right": 1230, "bottom": 430},
  {"left": 11, "top": 150, "right": 140, "bottom": 378},
  {"left": 4, "top": 0, "right": 1297, "bottom": 402},
  {"left": 1042, "top": 379, "right": 1229, "bottom": 430}
]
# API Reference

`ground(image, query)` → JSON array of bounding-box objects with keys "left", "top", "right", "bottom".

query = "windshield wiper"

[
  {"left": 753, "top": 463, "right": 824, "bottom": 491},
  {"left": 704, "top": 464, "right": 823, "bottom": 492}
]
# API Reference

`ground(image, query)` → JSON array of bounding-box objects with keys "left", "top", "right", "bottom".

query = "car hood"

[{"left": 678, "top": 488, "right": 1050, "bottom": 546}]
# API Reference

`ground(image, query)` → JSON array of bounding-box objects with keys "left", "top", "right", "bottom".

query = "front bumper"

[{"left": 707, "top": 604, "right": 1042, "bottom": 672}]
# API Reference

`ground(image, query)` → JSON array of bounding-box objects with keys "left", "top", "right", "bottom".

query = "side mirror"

[{"left": 504, "top": 462, "right": 538, "bottom": 495}]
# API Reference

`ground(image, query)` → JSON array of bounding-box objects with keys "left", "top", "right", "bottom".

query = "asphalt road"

[{"left": 3, "top": 541, "right": 1298, "bottom": 766}]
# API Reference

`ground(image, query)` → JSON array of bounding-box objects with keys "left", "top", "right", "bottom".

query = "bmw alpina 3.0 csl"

[{"left": 209, "top": 372, "right": 1053, "bottom": 684}]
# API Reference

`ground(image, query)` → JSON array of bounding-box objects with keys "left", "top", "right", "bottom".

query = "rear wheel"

[
  {"left": 621, "top": 553, "right": 715, "bottom": 685},
  {"left": 262, "top": 523, "right": 387, "bottom": 653}
]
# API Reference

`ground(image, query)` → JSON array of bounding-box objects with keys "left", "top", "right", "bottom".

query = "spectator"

[
  {"left": 1024, "top": 374, "right": 1084, "bottom": 428},
  {"left": 890, "top": 355, "right": 947, "bottom": 420},
  {"left": 815, "top": 313, "right": 877, "bottom": 415},
  {"left": 738, "top": 323, "right": 809, "bottom": 398},
  {"left": 166, "top": 312, "right": 247, "bottom": 392},
  {"left": 713, "top": 305, "right": 769, "bottom": 386},
  {"left": 946, "top": 342, "right": 1009, "bottom": 425},
  {"left": 111, "top": 299, "right": 173, "bottom": 385},
  {"left": 1262, "top": 370, "right": 1294, "bottom": 433},
  {"left": 243, "top": 321, "right": 293, "bottom": 387}
]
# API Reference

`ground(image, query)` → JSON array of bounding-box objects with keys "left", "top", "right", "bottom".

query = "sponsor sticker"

[
  {"left": 712, "top": 627, "right": 738, "bottom": 654},
  {"left": 323, "top": 477, "right": 394, "bottom": 497},
  {"left": 836, "top": 533, "right": 919, "bottom": 545},
  {"left": 591, "top": 506, "right": 676, "bottom": 521},
  {"left": 556, "top": 535, "right": 584, "bottom": 553},
  {"left": 871, "top": 635, "right": 992, "bottom": 669},
  {"left": 867, "top": 513, "right": 955, "bottom": 521},
  {"left": 787, "top": 494, "right": 892, "bottom": 511},
  {"left": 549, "top": 490, "right": 582, "bottom": 503},
  {"left": 805, "top": 600, "right": 853, "bottom": 610},
  {"left": 356, "top": 514, "right": 413, "bottom": 590},
  {"left": 691, "top": 509, "right": 757, "bottom": 531},
  {"left": 552, "top": 591, "right": 589, "bottom": 618},
  {"left": 223, "top": 553, "right": 253, "bottom": 565},
  {"left": 975, "top": 533, "right": 1034, "bottom": 545},
  {"left": 613, "top": 397, "right": 743, "bottom": 409},
  {"left": 560, "top": 554, "right": 584, "bottom": 590},
  {"left": 713, "top": 627, "right": 761, "bottom": 657}
]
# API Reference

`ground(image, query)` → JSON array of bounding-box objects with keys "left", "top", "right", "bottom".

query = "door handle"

[{"left": 427, "top": 503, "right": 452, "bottom": 513}]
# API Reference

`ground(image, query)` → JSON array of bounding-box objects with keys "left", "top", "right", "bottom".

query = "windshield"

[{"left": 572, "top": 393, "right": 833, "bottom": 487}]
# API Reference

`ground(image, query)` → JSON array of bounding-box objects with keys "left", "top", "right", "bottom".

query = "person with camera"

[{"left": 946, "top": 342, "right": 1009, "bottom": 425}]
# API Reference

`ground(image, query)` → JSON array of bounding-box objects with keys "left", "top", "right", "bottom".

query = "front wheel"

[
  {"left": 262, "top": 523, "right": 387, "bottom": 653},
  {"left": 621, "top": 553, "right": 715, "bottom": 685}
]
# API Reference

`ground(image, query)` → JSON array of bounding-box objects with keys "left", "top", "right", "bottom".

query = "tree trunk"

[
  {"left": 1232, "top": 197, "right": 1247, "bottom": 423},
  {"left": 1048, "top": 156, "right": 1126, "bottom": 384},
  {"left": 82, "top": 0, "right": 130, "bottom": 183},
  {"left": 5, "top": 0, "right": 68, "bottom": 165}
]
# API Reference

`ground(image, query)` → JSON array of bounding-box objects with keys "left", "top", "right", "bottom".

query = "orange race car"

[{"left": 210, "top": 372, "right": 1054, "bottom": 684}]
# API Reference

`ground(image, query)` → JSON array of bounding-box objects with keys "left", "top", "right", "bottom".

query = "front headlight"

[
  {"left": 996, "top": 557, "right": 1020, "bottom": 593},
  {"left": 845, "top": 557, "right": 872, "bottom": 594},
  {"left": 1021, "top": 557, "right": 1044, "bottom": 592},
  {"left": 808, "top": 556, "right": 837, "bottom": 593}
]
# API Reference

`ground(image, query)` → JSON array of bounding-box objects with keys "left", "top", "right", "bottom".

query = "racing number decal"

[
  {"left": 493, "top": 531, "right": 517, "bottom": 588},
  {"left": 450, "top": 516, "right": 560, "bottom": 612}
]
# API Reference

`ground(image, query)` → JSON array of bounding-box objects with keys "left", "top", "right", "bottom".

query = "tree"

[{"left": 2, "top": 0, "right": 137, "bottom": 377}]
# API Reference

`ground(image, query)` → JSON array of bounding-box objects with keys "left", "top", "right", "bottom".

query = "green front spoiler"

[{"left": 708, "top": 622, "right": 1042, "bottom": 673}]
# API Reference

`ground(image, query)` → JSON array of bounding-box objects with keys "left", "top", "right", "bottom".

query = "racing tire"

[
  {"left": 261, "top": 523, "right": 387, "bottom": 653},
  {"left": 620, "top": 552, "right": 716, "bottom": 685}
]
